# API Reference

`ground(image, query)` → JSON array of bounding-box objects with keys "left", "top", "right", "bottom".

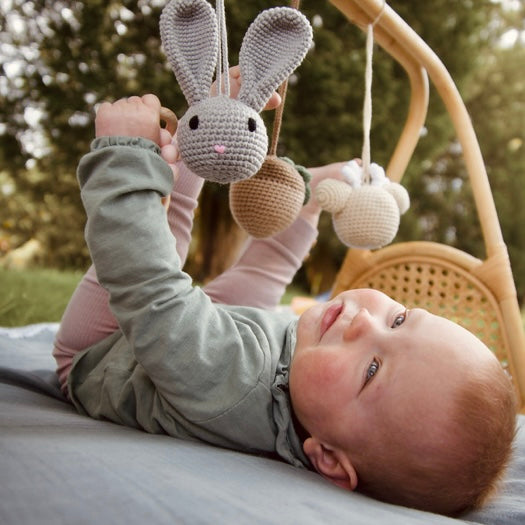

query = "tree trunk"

[{"left": 188, "top": 184, "right": 248, "bottom": 283}]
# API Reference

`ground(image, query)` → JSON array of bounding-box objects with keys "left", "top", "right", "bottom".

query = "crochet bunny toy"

[
  {"left": 159, "top": 0, "right": 312, "bottom": 185},
  {"left": 315, "top": 160, "right": 410, "bottom": 250}
]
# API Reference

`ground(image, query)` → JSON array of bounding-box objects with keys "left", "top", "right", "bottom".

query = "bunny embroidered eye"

[
  {"left": 189, "top": 115, "right": 199, "bottom": 130},
  {"left": 248, "top": 118, "right": 256, "bottom": 132}
]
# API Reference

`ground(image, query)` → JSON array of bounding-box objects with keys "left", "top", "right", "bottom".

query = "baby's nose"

[
  {"left": 214, "top": 144, "right": 226, "bottom": 154},
  {"left": 343, "top": 308, "right": 372, "bottom": 342}
]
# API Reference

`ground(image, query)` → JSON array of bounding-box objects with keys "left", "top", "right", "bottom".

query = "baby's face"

[{"left": 290, "top": 289, "right": 497, "bottom": 456}]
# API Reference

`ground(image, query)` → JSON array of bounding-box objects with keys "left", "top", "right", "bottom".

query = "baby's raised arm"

[
  {"left": 204, "top": 162, "right": 347, "bottom": 309},
  {"left": 54, "top": 95, "right": 191, "bottom": 391}
]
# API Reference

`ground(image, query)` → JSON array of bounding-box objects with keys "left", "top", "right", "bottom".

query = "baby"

[{"left": 54, "top": 93, "right": 516, "bottom": 517}]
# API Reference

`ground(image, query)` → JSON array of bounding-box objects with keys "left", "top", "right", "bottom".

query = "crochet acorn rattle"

[
  {"left": 159, "top": 0, "right": 312, "bottom": 185},
  {"left": 314, "top": 4, "right": 410, "bottom": 250}
]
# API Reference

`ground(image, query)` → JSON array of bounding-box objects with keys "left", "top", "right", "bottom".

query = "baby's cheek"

[
  {"left": 318, "top": 354, "right": 344, "bottom": 385},
  {"left": 295, "top": 349, "right": 344, "bottom": 395},
  {"left": 290, "top": 349, "right": 351, "bottom": 428}
]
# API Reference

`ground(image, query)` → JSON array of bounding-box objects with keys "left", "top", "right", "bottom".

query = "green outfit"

[{"left": 68, "top": 137, "right": 309, "bottom": 468}]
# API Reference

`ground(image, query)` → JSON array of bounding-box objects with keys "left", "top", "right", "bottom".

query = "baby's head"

[{"left": 290, "top": 289, "right": 516, "bottom": 515}]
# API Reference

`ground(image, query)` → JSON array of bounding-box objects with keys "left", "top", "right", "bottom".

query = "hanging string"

[
  {"left": 361, "top": 1, "right": 386, "bottom": 183},
  {"left": 215, "top": 0, "right": 230, "bottom": 96},
  {"left": 269, "top": 0, "right": 301, "bottom": 156}
]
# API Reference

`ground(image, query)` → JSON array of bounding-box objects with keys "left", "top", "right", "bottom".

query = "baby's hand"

[
  {"left": 309, "top": 161, "right": 352, "bottom": 191},
  {"left": 158, "top": 126, "right": 180, "bottom": 211},
  {"left": 160, "top": 127, "right": 179, "bottom": 173},
  {"left": 95, "top": 94, "right": 162, "bottom": 144},
  {"left": 210, "top": 65, "right": 281, "bottom": 111}
]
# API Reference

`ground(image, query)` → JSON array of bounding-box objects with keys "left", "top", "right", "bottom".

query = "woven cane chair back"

[
  {"left": 331, "top": 243, "right": 509, "bottom": 370},
  {"left": 330, "top": 0, "right": 525, "bottom": 412}
]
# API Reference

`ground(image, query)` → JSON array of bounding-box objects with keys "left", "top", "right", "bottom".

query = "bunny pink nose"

[{"left": 214, "top": 144, "right": 226, "bottom": 154}]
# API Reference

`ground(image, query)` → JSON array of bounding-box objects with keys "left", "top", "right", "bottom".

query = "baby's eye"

[
  {"left": 391, "top": 310, "right": 407, "bottom": 328},
  {"left": 365, "top": 359, "right": 379, "bottom": 384},
  {"left": 189, "top": 115, "right": 199, "bottom": 130},
  {"left": 248, "top": 117, "right": 256, "bottom": 132}
]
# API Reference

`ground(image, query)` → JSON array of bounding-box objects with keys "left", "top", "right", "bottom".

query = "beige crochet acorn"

[
  {"left": 229, "top": 155, "right": 307, "bottom": 238},
  {"left": 315, "top": 178, "right": 410, "bottom": 250}
]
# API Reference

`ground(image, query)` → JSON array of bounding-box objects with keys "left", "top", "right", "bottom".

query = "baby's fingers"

[
  {"left": 161, "top": 142, "right": 179, "bottom": 185},
  {"left": 141, "top": 93, "right": 161, "bottom": 111},
  {"left": 159, "top": 128, "right": 173, "bottom": 148},
  {"left": 161, "top": 143, "right": 179, "bottom": 165},
  {"left": 211, "top": 65, "right": 281, "bottom": 111},
  {"left": 264, "top": 91, "right": 282, "bottom": 111}
]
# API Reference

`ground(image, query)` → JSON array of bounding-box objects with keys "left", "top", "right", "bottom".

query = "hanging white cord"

[
  {"left": 361, "top": 1, "right": 386, "bottom": 183},
  {"left": 215, "top": 0, "right": 230, "bottom": 97}
]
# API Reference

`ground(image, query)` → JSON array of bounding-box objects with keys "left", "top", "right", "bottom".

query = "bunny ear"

[
  {"left": 385, "top": 182, "right": 411, "bottom": 214},
  {"left": 160, "top": 0, "right": 218, "bottom": 106},
  {"left": 238, "top": 7, "right": 312, "bottom": 112}
]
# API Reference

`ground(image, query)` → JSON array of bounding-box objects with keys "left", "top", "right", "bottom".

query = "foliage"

[
  {"left": 394, "top": 2, "right": 525, "bottom": 303},
  {"left": 1, "top": 0, "right": 522, "bottom": 302},
  {"left": 468, "top": 44, "right": 525, "bottom": 302}
]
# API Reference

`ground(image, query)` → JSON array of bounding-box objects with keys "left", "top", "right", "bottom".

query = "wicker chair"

[{"left": 329, "top": 0, "right": 525, "bottom": 413}]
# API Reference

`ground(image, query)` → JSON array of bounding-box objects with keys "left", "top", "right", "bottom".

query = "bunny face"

[
  {"left": 178, "top": 96, "right": 268, "bottom": 184},
  {"left": 160, "top": 0, "right": 312, "bottom": 184}
]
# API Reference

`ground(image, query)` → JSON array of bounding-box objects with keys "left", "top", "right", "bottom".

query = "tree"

[
  {"left": 1, "top": 0, "right": 185, "bottom": 268},
  {"left": 393, "top": 1, "right": 525, "bottom": 304},
  {"left": 462, "top": 43, "right": 525, "bottom": 303},
  {"left": 1, "top": 0, "right": 514, "bottom": 296}
]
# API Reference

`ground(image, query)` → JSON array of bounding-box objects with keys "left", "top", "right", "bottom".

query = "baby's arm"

[
  {"left": 53, "top": 97, "right": 202, "bottom": 391},
  {"left": 76, "top": 95, "right": 189, "bottom": 350},
  {"left": 53, "top": 160, "right": 202, "bottom": 390},
  {"left": 73, "top": 96, "right": 286, "bottom": 432},
  {"left": 203, "top": 162, "right": 345, "bottom": 309}
]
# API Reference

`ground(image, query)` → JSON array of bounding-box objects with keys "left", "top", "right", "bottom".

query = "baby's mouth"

[{"left": 320, "top": 302, "right": 344, "bottom": 339}]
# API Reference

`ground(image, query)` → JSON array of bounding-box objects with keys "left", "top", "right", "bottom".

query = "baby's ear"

[{"left": 303, "top": 437, "right": 358, "bottom": 491}]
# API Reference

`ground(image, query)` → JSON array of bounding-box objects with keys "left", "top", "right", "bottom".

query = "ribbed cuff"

[{"left": 91, "top": 136, "right": 161, "bottom": 155}]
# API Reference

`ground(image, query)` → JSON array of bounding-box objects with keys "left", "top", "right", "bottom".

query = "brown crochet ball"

[{"left": 229, "top": 155, "right": 306, "bottom": 238}]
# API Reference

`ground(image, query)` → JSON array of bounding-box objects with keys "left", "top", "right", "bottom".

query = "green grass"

[
  {"left": 0, "top": 267, "right": 83, "bottom": 327},
  {"left": 280, "top": 284, "right": 310, "bottom": 305}
]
